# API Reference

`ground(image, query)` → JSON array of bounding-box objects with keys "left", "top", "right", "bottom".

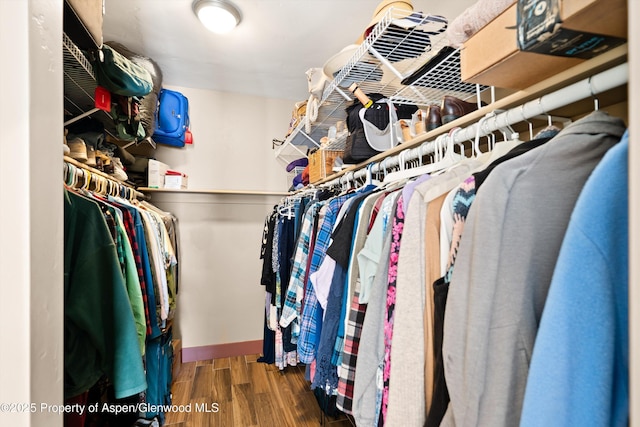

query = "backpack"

[
  {"left": 153, "top": 89, "right": 191, "bottom": 147},
  {"left": 110, "top": 95, "right": 145, "bottom": 142},
  {"left": 93, "top": 45, "right": 153, "bottom": 97},
  {"left": 106, "top": 41, "right": 164, "bottom": 141}
]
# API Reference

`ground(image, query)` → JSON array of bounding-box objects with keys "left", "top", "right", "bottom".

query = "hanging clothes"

[
  {"left": 258, "top": 111, "right": 628, "bottom": 427},
  {"left": 385, "top": 160, "right": 482, "bottom": 427},
  {"left": 335, "top": 190, "right": 387, "bottom": 414},
  {"left": 520, "top": 130, "right": 629, "bottom": 427},
  {"left": 427, "top": 129, "right": 559, "bottom": 427},
  {"left": 64, "top": 189, "right": 147, "bottom": 400},
  {"left": 63, "top": 165, "right": 181, "bottom": 426},
  {"left": 351, "top": 190, "right": 400, "bottom": 427},
  {"left": 441, "top": 111, "right": 626, "bottom": 427}
]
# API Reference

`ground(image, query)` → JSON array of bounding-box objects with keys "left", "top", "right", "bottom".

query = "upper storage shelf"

[
  {"left": 63, "top": 32, "right": 116, "bottom": 136},
  {"left": 274, "top": 7, "right": 489, "bottom": 161}
]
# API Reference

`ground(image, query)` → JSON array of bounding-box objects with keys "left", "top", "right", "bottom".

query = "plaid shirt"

[
  {"left": 114, "top": 203, "right": 153, "bottom": 337},
  {"left": 298, "top": 194, "right": 353, "bottom": 364},
  {"left": 279, "top": 201, "right": 324, "bottom": 337},
  {"left": 336, "top": 288, "right": 367, "bottom": 414}
]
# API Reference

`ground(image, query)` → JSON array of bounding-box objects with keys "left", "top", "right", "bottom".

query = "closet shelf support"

[
  {"left": 320, "top": 62, "right": 629, "bottom": 188},
  {"left": 451, "top": 62, "right": 628, "bottom": 145}
]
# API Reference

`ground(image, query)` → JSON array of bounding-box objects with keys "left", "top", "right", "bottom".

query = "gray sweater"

[
  {"left": 386, "top": 161, "right": 481, "bottom": 427},
  {"left": 441, "top": 111, "right": 626, "bottom": 427}
]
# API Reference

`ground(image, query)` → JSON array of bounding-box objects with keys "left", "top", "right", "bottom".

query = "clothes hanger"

[
  {"left": 95, "top": 176, "right": 105, "bottom": 196},
  {"left": 364, "top": 163, "right": 382, "bottom": 187},
  {"left": 588, "top": 76, "right": 599, "bottom": 111},
  {"left": 64, "top": 163, "right": 74, "bottom": 186},
  {"left": 383, "top": 132, "right": 464, "bottom": 182},
  {"left": 518, "top": 105, "right": 534, "bottom": 141},
  {"left": 110, "top": 180, "right": 119, "bottom": 197},
  {"left": 277, "top": 198, "right": 294, "bottom": 219},
  {"left": 473, "top": 113, "right": 494, "bottom": 158},
  {"left": 70, "top": 167, "right": 79, "bottom": 189},
  {"left": 382, "top": 148, "right": 414, "bottom": 183},
  {"left": 76, "top": 169, "right": 86, "bottom": 191}
]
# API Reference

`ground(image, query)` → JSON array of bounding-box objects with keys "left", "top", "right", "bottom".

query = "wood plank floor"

[{"left": 164, "top": 354, "right": 353, "bottom": 427}]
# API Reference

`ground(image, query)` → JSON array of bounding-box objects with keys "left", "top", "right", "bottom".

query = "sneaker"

[{"left": 110, "top": 157, "right": 128, "bottom": 182}]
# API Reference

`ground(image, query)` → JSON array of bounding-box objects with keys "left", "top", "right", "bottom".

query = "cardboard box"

[
  {"left": 164, "top": 173, "right": 189, "bottom": 190},
  {"left": 517, "top": 0, "right": 626, "bottom": 59},
  {"left": 308, "top": 149, "right": 343, "bottom": 184},
  {"left": 148, "top": 159, "right": 170, "bottom": 188},
  {"left": 461, "top": 0, "right": 627, "bottom": 89},
  {"left": 64, "top": 0, "right": 104, "bottom": 48}
]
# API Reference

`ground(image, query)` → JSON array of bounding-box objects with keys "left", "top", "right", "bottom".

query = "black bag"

[
  {"left": 343, "top": 94, "right": 417, "bottom": 164},
  {"left": 343, "top": 93, "right": 383, "bottom": 164}
]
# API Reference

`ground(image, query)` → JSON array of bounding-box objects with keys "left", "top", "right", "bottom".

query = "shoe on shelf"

[
  {"left": 86, "top": 146, "right": 97, "bottom": 167},
  {"left": 67, "top": 137, "right": 88, "bottom": 162},
  {"left": 441, "top": 95, "right": 485, "bottom": 125},
  {"left": 427, "top": 105, "right": 442, "bottom": 131},
  {"left": 110, "top": 157, "right": 129, "bottom": 182},
  {"left": 400, "top": 119, "right": 412, "bottom": 142}
]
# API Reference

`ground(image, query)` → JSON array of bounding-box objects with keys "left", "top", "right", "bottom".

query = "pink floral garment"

[{"left": 380, "top": 196, "right": 405, "bottom": 425}]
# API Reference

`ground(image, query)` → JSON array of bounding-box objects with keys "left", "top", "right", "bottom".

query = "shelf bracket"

[
  {"left": 299, "top": 130, "right": 321, "bottom": 148},
  {"left": 334, "top": 85, "right": 353, "bottom": 102},
  {"left": 369, "top": 45, "right": 431, "bottom": 105},
  {"left": 368, "top": 45, "right": 405, "bottom": 80},
  {"left": 64, "top": 107, "right": 100, "bottom": 126}
]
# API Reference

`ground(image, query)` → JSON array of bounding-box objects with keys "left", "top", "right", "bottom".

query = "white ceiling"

[{"left": 102, "top": 0, "right": 475, "bottom": 101}]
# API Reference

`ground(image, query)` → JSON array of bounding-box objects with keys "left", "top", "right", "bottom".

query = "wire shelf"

[
  {"left": 275, "top": 7, "right": 491, "bottom": 163},
  {"left": 391, "top": 49, "right": 487, "bottom": 105},
  {"left": 63, "top": 32, "right": 116, "bottom": 135}
]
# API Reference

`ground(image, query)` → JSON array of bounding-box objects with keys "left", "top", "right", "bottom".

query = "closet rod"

[
  {"left": 64, "top": 155, "right": 147, "bottom": 200},
  {"left": 324, "top": 62, "right": 628, "bottom": 187},
  {"left": 449, "top": 62, "right": 628, "bottom": 144}
]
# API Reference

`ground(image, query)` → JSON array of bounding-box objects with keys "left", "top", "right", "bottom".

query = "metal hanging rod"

[
  {"left": 64, "top": 156, "right": 147, "bottom": 200},
  {"left": 322, "top": 62, "right": 628, "bottom": 188}
]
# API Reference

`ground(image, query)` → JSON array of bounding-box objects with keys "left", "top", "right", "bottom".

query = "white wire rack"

[
  {"left": 321, "top": 62, "right": 628, "bottom": 188},
  {"left": 276, "top": 7, "right": 489, "bottom": 163},
  {"left": 63, "top": 32, "right": 116, "bottom": 135}
]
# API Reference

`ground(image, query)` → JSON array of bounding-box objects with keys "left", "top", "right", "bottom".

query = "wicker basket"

[{"left": 308, "top": 149, "right": 343, "bottom": 184}]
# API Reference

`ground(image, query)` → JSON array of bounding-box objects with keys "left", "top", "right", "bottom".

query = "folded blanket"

[{"left": 445, "top": 0, "right": 515, "bottom": 47}]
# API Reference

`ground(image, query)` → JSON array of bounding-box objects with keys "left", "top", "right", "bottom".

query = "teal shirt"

[
  {"left": 115, "top": 214, "right": 146, "bottom": 355},
  {"left": 64, "top": 190, "right": 147, "bottom": 399}
]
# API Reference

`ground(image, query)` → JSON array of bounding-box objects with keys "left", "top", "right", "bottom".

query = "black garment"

[
  {"left": 258, "top": 310, "right": 276, "bottom": 365},
  {"left": 278, "top": 215, "right": 298, "bottom": 353},
  {"left": 426, "top": 277, "right": 450, "bottom": 426},
  {"left": 473, "top": 135, "right": 556, "bottom": 190},
  {"left": 326, "top": 190, "right": 375, "bottom": 268},
  {"left": 278, "top": 215, "right": 296, "bottom": 309},
  {"left": 260, "top": 211, "right": 277, "bottom": 299}
]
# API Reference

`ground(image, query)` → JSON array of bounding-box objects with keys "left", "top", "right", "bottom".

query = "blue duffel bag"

[{"left": 153, "top": 89, "right": 190, "bottom": 147}]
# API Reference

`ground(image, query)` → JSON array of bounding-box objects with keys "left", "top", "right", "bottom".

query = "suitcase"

[{"left": 153, "top": 89, "right": 190, "bottom": 147}]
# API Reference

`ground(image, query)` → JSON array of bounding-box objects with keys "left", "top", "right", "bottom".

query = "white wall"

[
  {"left": 0, "top": 0, "right": 63, "bottom": 425},
  {"left": 149, "top": 192, "right": 280, "bottom": 351},
  {"left": 153, "top": 85, "right": 295, "bottom": 192},
  {"left": 146, "top": 86, "right": 295, "bottom": 353}
]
